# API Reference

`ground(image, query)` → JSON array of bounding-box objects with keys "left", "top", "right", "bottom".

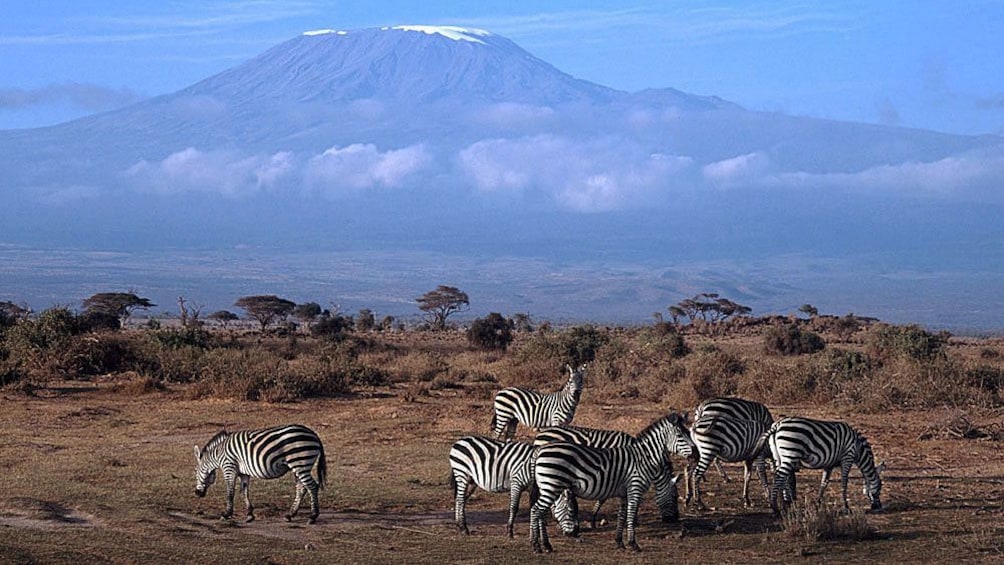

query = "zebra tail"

[
  {"left": 448, "top": 472, "right": 457, "bottom": 494},
  {"left": 529, "top": 481, "right": 540, "bottom": 507},
  {"left": 316, "top": 440, "right": 328, "bottom": 490}
]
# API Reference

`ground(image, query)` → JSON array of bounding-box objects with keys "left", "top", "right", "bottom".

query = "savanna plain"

[{"left": 2, "top": 315, "right": 1004, "bottom": 564}]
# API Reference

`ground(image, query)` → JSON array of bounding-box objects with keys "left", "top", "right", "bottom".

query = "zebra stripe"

[
  {"left": 758, "top": 416, "right": 883, "bottom": 515},
  {"left": 194, "top": 424, "right": 327, "bottom": 524},
  {"left": 448, "top": 436, "right": 576, "bottom": 538},
  {"left": 491, "top": 364, "right": 585, "bottom": 440},
  {"left": 687, "top": 397, "right": 774, "bottom": 508},
  {"left": 529, "top": 413, "right": 693, "bottom": 553},
  {"left": 534, "top": 424, "right": 684, "bottom": 527}
]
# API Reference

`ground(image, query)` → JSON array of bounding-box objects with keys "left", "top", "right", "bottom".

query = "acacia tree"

[
  {"left": 416, "top": 285, "right": 469, "bottom": 330},
  {"left": 207, "top": 310, "right": 239, "bottom": 329},
  {"left": 234, "top": 295, "right": 296, "bottom": 332},
  {"left": 82, "top": 292, "right": 155, "bottom": 326}
]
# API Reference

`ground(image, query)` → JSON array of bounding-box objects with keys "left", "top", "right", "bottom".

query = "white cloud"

[
  {"left": 768, "top": 151, "right": 1004, "bottom": 201},
  {"left": 124, "top": 147, "right": 294, "bottom": 196},
  {"left": 305, "top": 143, "right": 432, "bottom": 194},
  {"left": 457, "top": 135, "right": 694, "bottom": 211},
  {"left": 702, "top": 151, "right": 772, "bottom": 187}
]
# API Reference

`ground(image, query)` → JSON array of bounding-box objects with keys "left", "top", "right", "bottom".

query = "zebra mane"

[{"left": 200, "top": 429, "right": 230, "bottom": 457}]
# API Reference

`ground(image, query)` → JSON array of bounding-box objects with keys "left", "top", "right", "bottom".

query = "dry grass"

[{"left": 2, "top": 326, "right": 1004, "bottom": 563}]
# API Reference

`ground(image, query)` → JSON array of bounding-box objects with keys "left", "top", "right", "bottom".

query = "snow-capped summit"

[
  {"left": 183, "top": 25, "right": 619, "bottom": 106},
  {"left": 389, "top": 25, "right": 492, "bottom": 43}
]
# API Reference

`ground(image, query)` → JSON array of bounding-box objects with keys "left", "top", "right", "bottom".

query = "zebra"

[
  {"left": 756, "top": 416, "right": 883, "bottom": 516},
  {"left": 491, "top": 364, "right": 585, "bottom": 441},
  {"left": 448, "top": 436, "right": 577, "bottom": 538},
  {"left": 529, "top": 412, "right": 694, "bottom": 553},
  {"left": 687, "top": 397, "right": 774, "bottom": 509},
  {"left": 534, "top": 424, "right": 684, "bottom": 528},
  {"left": 194, "top": 424, "right": 327, "bottom": 524}
]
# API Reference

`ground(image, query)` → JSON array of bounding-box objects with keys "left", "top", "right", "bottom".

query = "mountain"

[{"left": 2, "top": 25, "right": 1003, "bottom": 330}]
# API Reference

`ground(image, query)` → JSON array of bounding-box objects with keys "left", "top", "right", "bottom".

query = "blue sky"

[{"left": 1, "top": 0, "right": 1002, "bottom": 135}]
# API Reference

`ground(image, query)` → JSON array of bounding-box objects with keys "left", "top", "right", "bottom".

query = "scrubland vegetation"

[
  {"left": 2, "top": 299, "right": 1001, "bottom": 415},
  {"left": 3, "top": 296, "right": 1004, "bottom": 563}
]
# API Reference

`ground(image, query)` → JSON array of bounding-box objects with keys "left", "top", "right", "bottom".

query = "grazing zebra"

[
  {"left": 491, "top": 364, "right": 585, "bottom": 441},
  {"left": 448, "top": 436, "right": 577, "bottom": 538},
  {"left": 687, "top": 397, "right": 774, "bottom": 509},
  {"left": 529, "top": 412, "right": 693, "bottom": 553},
  {"left": 194, "top": 424, "right": 327, "bottom": 524},
  {"left": 757, "top": 416, "right": 883, "bottom": 516},
  {"left": 534, "top": 424, "right": 684, "bottom": 528}
]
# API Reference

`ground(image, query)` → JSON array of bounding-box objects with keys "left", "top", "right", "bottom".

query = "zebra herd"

[{"left": 191, "top": 364, "right": 885, "bottom": 554}]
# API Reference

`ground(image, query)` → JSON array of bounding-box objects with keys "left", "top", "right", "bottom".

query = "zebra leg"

[
  {"left": 818, "top": 468, "right": 833, "bottom": 504},
  {"left": 614, "top": 499, "right": 627, "bottom": 550},
  {"left": 590, "top": 499, "right": 603, "bottom": 529},
  {"left": 506, "top": 481, "right": 521, "bottom": 538},
  {"left": 756, "top": 456, "right": 771, "bottom": 501},
  {"left": 239, "top": 475, "right": 254, "bottom": 523},
  {"left": 770, "top": 467, "right": 791, "bottom": 516},
  {"left": 715, "top": 458, "right": 730, "bottom": 483},
  {"left": 626, "top": 492, "right": 642, "bottom": 552},
  {"left": 286, "top": 483, "right": 305, "bottom": 522},
  {"left": 692, "top": 453, "right": 715, "bottom": 510},
  {"left": 455, "top": 475, "right": 472, "bottom": 534},
  {"left": 839, "top": 459, "right": 854, "bottom": 512},
  {"left": 305, "top": 478, "right": 321, "bottom": 524},
  {"left": 742, "top": 460, "right": 754, "bottom": 508},
  {"left": 222, "top": 470, "right": 237, "bottom": 520}
]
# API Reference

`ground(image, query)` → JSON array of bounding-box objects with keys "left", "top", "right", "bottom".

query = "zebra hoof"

[
  {"left": 308, "top": 517, "right": 317, "bottom": 525},
  {"left": 284, "top": 514, "right": 293, "bottom": 522},
  {"left": 245, "top": 515, "right": 255, "bottom": 523},
  {"left": 629, "top": 542, "right": 642, "bottom": 553}
]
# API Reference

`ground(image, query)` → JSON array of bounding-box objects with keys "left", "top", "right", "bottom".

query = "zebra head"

[
  {"left": 194, "top": 430, "right": 228, "bottom": 498},
  {"left": 856, "top": 437, "right": 883, "bottom": 510},
  {"left": 668, "top": 412, "right": 696, "bottom": 459},
  {"left": 193, "top": 444, "right": 217, "bottom": 497},
  {"left": 564, "top": 364, "right": 585, "bottom": 398},
  {"left": 638, "top": 412, "right": 696, "bottom": 460}
]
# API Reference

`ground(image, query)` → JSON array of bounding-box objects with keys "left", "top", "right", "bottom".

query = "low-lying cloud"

[
  {"left": 457, "top": 134, "right": 694, "bottom": 211},
  {"left": 124, "top": 148, "right": 295, "bottom": 196},
  {"left": 117, "top": 137, "right": 1004, "bottom": 208},
  {"left": 305, "top": 143, "right": 432, "bottom": 195}
]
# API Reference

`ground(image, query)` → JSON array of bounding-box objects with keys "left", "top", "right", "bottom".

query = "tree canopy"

[
  {"left": 234, "top": 295, "right": 296, "bottom": 331},
  {"left": 82, "top": 292, "right": 155, "bottom": 326},
  {"left": 416, "top": 285, "right": 469, "bottom": 330}
]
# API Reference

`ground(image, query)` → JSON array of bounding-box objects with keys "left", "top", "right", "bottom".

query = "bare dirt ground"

[{"left": 2, "top": 382, "right": 1003, "bottom": 564}]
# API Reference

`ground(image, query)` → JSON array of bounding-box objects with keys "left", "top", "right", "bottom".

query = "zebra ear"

[
  {"left": 193, "top": 445, "right": 201, "bottom": 461},
  {"left": 565, "top": 364, "right": 573, "bottom": 374}
]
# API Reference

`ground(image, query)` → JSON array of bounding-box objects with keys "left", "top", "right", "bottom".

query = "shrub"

[
  {"left": 152, "top": 326, "right": 212, "bottom": 349},
  {"left": 688, "top": 348, "right": 745, "bottom": 399},
  {"left": 466, "top": 313, "right": 514, "bottom": 351},
  {"left": 867, "top": 323, "right": 948, "bottom": 362},
  {"left": 764, "top": 323, "right": 826, "bottom": 356},
  {"left": 311, "top": 314, "right": 354, "bottom": 341}
]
